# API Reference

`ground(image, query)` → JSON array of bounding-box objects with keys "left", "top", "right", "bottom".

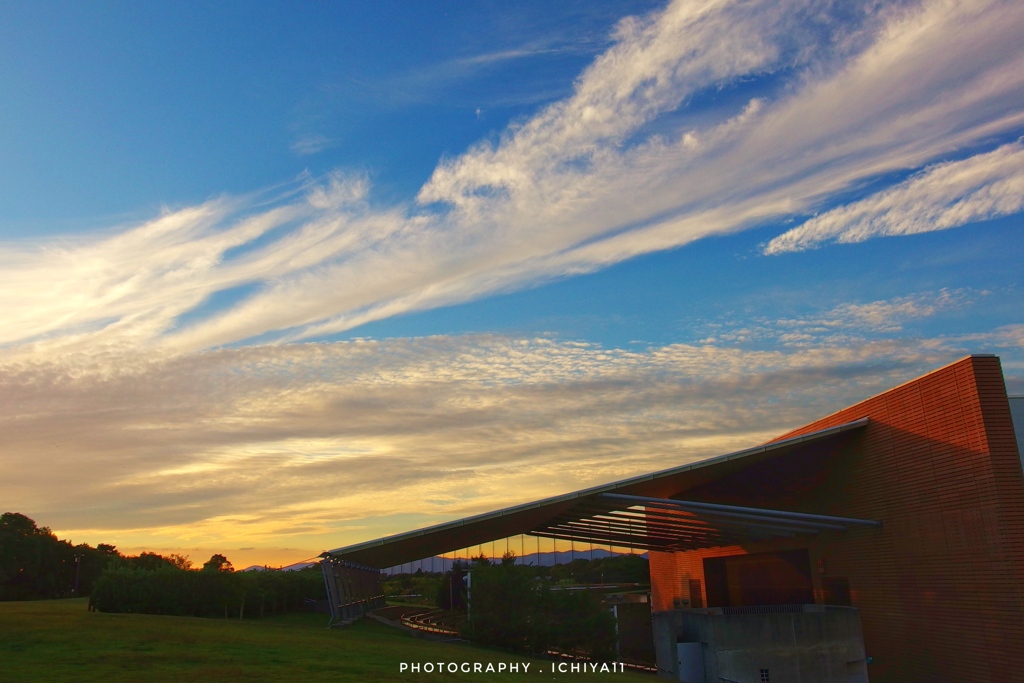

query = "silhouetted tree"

[
  {"left": 0, "top": 512, "right": 73, "bottom": 599},
  {"left": 127, "top": 552, "right": 177, "bottom": 571},
  {"left": 167, "top": 553, "right": 193, "bottom": 570},
  {"left": 1, "top": 512, "right": 253, "bottom": 602},
  {"left": 436, "top": 561, "right": 468, "bottom": 610},
  {"left": 202, "top": 554, "right": 234, "bottom": 572}
]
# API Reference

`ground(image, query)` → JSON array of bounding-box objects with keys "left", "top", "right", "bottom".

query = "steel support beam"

[{"left": 602, "top": 493, "right": 882, "bottom": 528}]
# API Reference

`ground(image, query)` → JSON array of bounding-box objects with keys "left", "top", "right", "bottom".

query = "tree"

[
  {"left": 202, "top": 554, "right": 234, "bottom": 572},
  {"left": 461, "top": 560, "right": 618, "bottom": 661},
  {"left": 167, "top": 554, "right": 193, "bottom": 571},
  {"left": 462, "top": 562, "right": 543, "bottom": 652},
  {"left": 128, "top": 552, "right": 177, "bottom": 572},
  {"left": 0, "top": 512, "right": 70, "bottom": 600},
  {"left": 1, "top": 512, "right": 236, "bottom": 601},
  {"left": 436, "top": 561, "right": 468, "bottom": 611}
]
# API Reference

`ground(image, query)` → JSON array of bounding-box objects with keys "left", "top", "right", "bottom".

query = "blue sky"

[{"left": 1, "top": 0, "right": 1022, "bottom": 567}]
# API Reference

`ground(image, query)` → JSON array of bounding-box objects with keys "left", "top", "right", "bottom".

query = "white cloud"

[
  {"left": 951, "top": 323, "right": 1024, "bottom": 350},
  {"left": 698, "top": 289, "right": 974, "bottom": 348},
  {"left": 291, "top": 134, "right": 337, "bottom": 156},
  {"left": 1, "top": 331, "right": 966, "bottom": 552},
  {"left": 823, "top": 291, "right": 967, "bottom": 332},
  {"left": 1, "top": 0, "right": 1023, "bottom": 357},
  {"left": 793, "top": 289, "right": 973, "bottom": 335},
  {"left": 765, "top": 141, "right": 1024, "bottom": 254}
]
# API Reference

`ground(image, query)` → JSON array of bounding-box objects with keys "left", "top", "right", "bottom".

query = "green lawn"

[{"left": 0, "top": 599, "right": 651, "bottom": 681}]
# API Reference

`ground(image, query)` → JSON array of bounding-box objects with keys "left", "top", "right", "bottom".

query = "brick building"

[
  {"left": 324, "top": 355, "right": 1024, "bottom": 682},
  {"left": 648, "top": 354, "right": 1024, "bottom": 681}
]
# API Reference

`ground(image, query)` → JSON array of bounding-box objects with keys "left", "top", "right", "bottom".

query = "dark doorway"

[
  {"left": 688, "top": 579, "right": 704, "bottom": 608},
  {"left": 703, "top": 549, "right": 814, "bottom": 607},
  {"left": 823, "top": 577, "right": 852, "bottom": 606}
]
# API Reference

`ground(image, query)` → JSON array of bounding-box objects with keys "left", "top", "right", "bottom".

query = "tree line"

[
  {"left": 90, "top": 565, "right": 324, "bottom": 618},
  {"left": 0, "top": 512, "right": 323, "bottom": 619}
]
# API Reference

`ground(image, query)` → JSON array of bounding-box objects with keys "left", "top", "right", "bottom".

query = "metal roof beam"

[
  {"left": 629, "top": 500, "right": 849, "bottom": 531},
  {"left": 543, "top": 523, "right": 710, "bottom": 545},
  {"left": 556, "top": 517, "right": 701, "bottom": 538},
  {"left": 536, "top": 523, "right": 684, "bottom": 545},
  {"left": 563, "top": 499, "right": 850, "bottom": 533},
  {"left": 528, "top": 529, "right": 671, "bottom": 552},
  {"left": 603, "top": 493, "right": 881, "bottom": 529},
  {"left": 546, "top": 512, "right": 710, "bottom": 536},
  {"left": 588, "top": 509, "right": 821, "bottom": 536},
  {"left": 541, "top": 533, "right": 686, "bottom": 549},
  {"left": 538, "top": 520, "right": 787, "bottom": 548},
  {"left": 546, "top": 506, "right": 816, "bottom": 544},
  {"left": 529, "top": 527, "right": 783, "bottom": 554}
]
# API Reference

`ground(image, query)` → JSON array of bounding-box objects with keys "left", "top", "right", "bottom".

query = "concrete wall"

[{"left": 653, "top": 606, "right": 867, "bottom": 682}]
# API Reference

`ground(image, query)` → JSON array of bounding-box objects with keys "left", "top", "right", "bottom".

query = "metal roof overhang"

[{"left": 323, "top": 417, "right": 873, "bottom": 568}]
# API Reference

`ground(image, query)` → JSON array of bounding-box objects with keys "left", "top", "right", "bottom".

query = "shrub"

[
  {"left": 91, "top": 567, "right": 325, "bottom": 618},
  {"left": 462, "top": 562, "right": 617, "bottom": 661}
]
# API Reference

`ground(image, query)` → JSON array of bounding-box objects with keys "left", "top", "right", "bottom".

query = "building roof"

[{"left": 323, "top": 417, "right": 872, "bottom": 568}]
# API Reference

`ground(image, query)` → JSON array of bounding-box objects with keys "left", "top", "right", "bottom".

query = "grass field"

[{"left": 0, "top": 599, "right": 652, "bottom": 682}]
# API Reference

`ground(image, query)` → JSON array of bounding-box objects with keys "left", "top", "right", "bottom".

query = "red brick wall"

[{"left": 649, "top": 356, "right": 1024, "bottom": 682}]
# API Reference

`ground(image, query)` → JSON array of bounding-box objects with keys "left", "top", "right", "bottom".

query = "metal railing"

[{"left": 399, "top": 609, "right": 462, "bottom": 636}]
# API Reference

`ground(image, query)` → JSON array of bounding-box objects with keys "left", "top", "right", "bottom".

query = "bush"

[
  {"left": 462, "top": 562, "right": 617, "bottom": 661},
  {"left": 545, "top": 589, "right": 618, "bottom": 661},
  {"left": 91, "top": 567, "right": 325, "bottom": 618}
]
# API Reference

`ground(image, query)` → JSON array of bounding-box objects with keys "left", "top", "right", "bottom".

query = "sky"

[{"left": 1, "top": 0, "right": 1022, "bottom": 569}]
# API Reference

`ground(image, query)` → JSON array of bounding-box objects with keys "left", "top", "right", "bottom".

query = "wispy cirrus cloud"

[
  {"left": 290, "top": 133, "right": 338, "bottom": 156},
  {"left": 311, "top": 36, "right": 593, "bottom": 113},
  {"left": 764, "top": 141, "right": 1024, "bottom": 254},
  {"left": 2, "top": 0, "right": 1023, "bottom": 358}
]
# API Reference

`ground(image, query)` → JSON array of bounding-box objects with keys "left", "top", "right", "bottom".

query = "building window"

[{"left": 760, "top": 669, "right": 770, "bottom": 682}]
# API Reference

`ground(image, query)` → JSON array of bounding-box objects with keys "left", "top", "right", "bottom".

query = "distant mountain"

[
  {"left": 242, "top": 549, "right": 649, "bottom": 574},
  {"left": 241, "top": 561, "right": 316, "bottom": 572},
  {"left": 381, "top": 548, "right": 648, "bottom": 575}
]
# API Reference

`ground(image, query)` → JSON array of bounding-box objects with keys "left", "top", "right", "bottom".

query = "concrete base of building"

[{"left": 653, "top": 605, "right": 869, "bottom": 682}]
